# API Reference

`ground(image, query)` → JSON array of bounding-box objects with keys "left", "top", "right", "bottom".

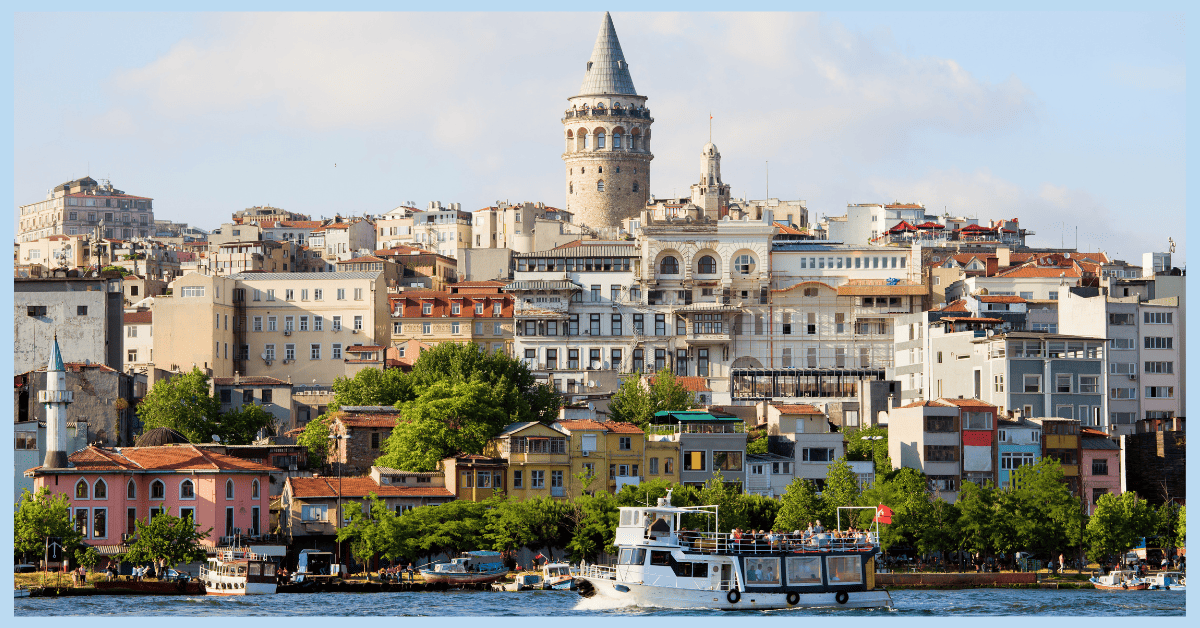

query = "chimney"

[
  {"left": 985, "top": 257, "right": 998, "bottom": 276},
  {"left": 997, "top": 247, "right": 1010, "bottom": 268}
]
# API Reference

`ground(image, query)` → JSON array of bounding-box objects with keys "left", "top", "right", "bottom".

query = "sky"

[{"left": 13, "top": 11, "right": 1186, "bottom": 263}]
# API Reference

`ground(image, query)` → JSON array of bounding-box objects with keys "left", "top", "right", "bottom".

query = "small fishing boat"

[
  {"left": 421, "top": 551, "right": 509, "bottom": 585},
  {"left": 542, "top": 563, "right": 576, "bottom": 590},
  {"left": 1145, "top": 571, "right": 1185, "bottom": 591},
  {"left": 503, "top": 573, "right": 544, "bottom": 591},
  {"left": 1089, "top": 569, "right": 1148, "bottom": 591},
  {"left": 200, "top": 548, "right": 279, "bottom": 596}
]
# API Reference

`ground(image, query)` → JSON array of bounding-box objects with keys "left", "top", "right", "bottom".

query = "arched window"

[
  {"left": 94, "top": 478, "right": 107, "bottom": 500},
  {"left": 226, "top": 479, "right": 235, "bottom": 500},
  {"left": 734, "top": 254, "right": 756, "bottom": 274},
  {"left": 150, "top": 480, "right": 165, "bottom": 500},
  {"left": 633, "top": 181, "right": 639, "bottom": 192},
  {"left": 597, "top": 180, "right": 605, "bottom": 192},
  {"left": 75, "top": 479, "right": 89, "bottom": 499},
  {"left": 582, "top": 133, "right": 589, "bottom": 150},
  {"left": 252, "top": 479, "right": 260, "bottom": 500},
  {"left": 613, "top": 133, "right": 622, "bottom": 148},
  {"left": 660, "top": 256, "right": 680, "bottom": 275},
  {"left": 569, "top": 182, "right": 574, "bottom": 194},
  {"left": 127, "top": 479, "right": 136, "bottom": 499},
  {"left": 596, "top": 131, "right": 606, "bottom": 149},
  {"left": 698, "top": 255, "right": 717, "bottom": 274},
  {"left": 180, "top": 479, "right": 196, "bottom": 499},
  {"left": 581, "top": 167, "right": 586, "bottom": 174},
  {"left": 598, "top": 166, "right": 603, "bottom": 174}
]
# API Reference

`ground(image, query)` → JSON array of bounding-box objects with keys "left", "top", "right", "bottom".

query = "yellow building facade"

[{"left": 485, "top": 422, "right": 572, "bottom": 501}]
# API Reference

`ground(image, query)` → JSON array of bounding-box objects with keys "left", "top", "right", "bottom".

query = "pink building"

[
  {"left": 27, "top": 444, "right": 274, "bottom": 547},
  {"left": 1081, "top": 429, "right": 1122, "bottom": 514}
]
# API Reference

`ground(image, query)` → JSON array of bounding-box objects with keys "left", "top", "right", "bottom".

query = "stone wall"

[{"left": 565, "top": 155, "right": 651, "bottom": 230}]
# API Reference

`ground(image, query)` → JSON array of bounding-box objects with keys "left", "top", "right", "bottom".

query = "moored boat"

[
  {"left": 421, "top": 551, "right": 509, "bottom": 585},
  {"left": 200, "top": 548, "right": 279, "bottom": 596},
  {"left": 503, "top": 573, "right": 544, "bottom": 591},
  {"left": 575, "top": 491, "right": 892, "bottom": 610},
  {"left": 1144, "top": 572, "right": 1185, "bottom": 591},
  {"left": 542, "top": 563, "right": 576, "bottom": 590},
  {"left": 1089, "top": 569, "right": 1148, "bottom": 590}
]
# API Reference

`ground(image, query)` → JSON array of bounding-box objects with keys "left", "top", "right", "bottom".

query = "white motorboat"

[
  {"left": 575, "top": 491, "right": 893, "bottom": 610},
  {"left": 542, "top": 562, "right": 575, "bottom": 590},
  {"left": 200, "top": 548, "right": 278, "bottom": 596},
  {"left": 1089, "top": 569, "right": 1148, "bottom": 591},
  {"left": 1145, "top": 571, "right": 1185, "bottom": 591}
]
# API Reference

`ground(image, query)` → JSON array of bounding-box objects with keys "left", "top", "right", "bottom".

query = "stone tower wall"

[{"left": 563, "top": 94, "right": 653, "bottom": 230}]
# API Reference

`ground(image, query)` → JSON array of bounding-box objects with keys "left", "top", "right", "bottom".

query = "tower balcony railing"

[{"left": 563, "top": 108, "right": 653, "bottom": 121}]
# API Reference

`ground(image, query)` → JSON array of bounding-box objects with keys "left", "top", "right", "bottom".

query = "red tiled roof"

[
  {"left": 647, "top": 375, "right": 711, "bottom": 392},
  {"left": 899, "top": 400, "right": 952, "bottom": 408},
  {"left": 959, "top": 224, "right": 997, "bottom": 232},
  {"left": 552, "top": 239, "right": 585, "bottom": 249},
  {"left": 324, "top": 223, "right": 350, "bottom": 229},
  {"left": 345, "top": 345, "right": 386, "bottom": 352},
  {"left": 945, "top": 316, "right": 1004, "bottom": 323},
  {"left": 915, "top": 221, "right": 945, "bottom": 229},
  {"left": 772, "top": 222, "right": 804, "bottom": 235},
  {"left": 887, "top": 220, "right": 918, "bottom": 233},
  {"left": 287, "top": 476, "right": 453, "bottom": 499},
  {"left": 937, "top": 398, "right": 998, "bottom": 409},
  {"left": 340, "top": 256, "right": 386, "bottom": 264},
  {"left": 885, "top": 203, "right": 923, "bottom": 209},
  {"left": 279, "top": 221, "right": 324, "bottom": 229},
  {"left": 124, "top": 311, "right": 153, "bottom": 324},
  {"left": 390, "top": 292, "right": 512, "bottom": 318},
  {"left": 978, "top": 295, "right": 1026, "bottom": 303},
  {"left": 554, "top": 420, "right": 607, "bottom": 432},
  {"left": 212, "top": 376, "right": 290, "bottom": 386},
  {"left": 600, "top": 421, "right": 645, "bottom": 434},
  {"left": 997, "top": 264, "right": 1081, "bottom": 278},
  {"left": 48, "top": 444, "right": 276, "bottom": 473},
  {"left": 938, "top": 299, "right": 970, "bottom": 313},
  {"left": 771, "top": 404, "right": 824, "bottom": 415}
]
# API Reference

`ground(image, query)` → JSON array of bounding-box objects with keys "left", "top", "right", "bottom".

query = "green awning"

[{"left": 652, "top": 410, "right": 739, "bottom": 422}]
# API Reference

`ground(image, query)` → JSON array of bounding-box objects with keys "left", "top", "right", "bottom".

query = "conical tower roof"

[
  {"left": 48, "top": 335, "right": 65, "bottom": 372},
  {"left": 578, "top": 12, "right": 637, "bottom": 96}
]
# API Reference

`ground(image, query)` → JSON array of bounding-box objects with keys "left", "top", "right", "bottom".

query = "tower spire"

[
  {"left": 578, "top": 12, "right": 637, "bottom": 96},
  {"left": 48, "top": 333, "right": 65, "bottom": 372}
]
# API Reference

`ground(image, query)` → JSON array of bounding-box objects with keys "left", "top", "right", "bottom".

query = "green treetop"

[
  {"left": 136, "top": 367, "right": 272, "bottom": 444},
  {"left": 121, "top": 508, "right": 212, "bottom": 570},
  {"left": 15, "top": 488, "right": 84, "bottom": 562},
  {"left": 608, "top": 368, "right": 695, "bottom": 429}
]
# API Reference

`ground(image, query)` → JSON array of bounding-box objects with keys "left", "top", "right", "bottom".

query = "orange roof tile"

[
  {"left": 600, "top": 421, "right": 645, "bottom": 434},
  {"left": 938, "top": 299, "right": 970, "bottom": 313},
  {"left": 555, "top": 420, "right": 608, "bottom": 432},
  {"left": 937, "top": 398, "right": 998, "bottom": 409},
  {"left": 899, "top": 400, "right": 952, "bottom": 408},
  {"left": 287, "top": 476, "right": 453, "bottom": 499},
  {"left": 49, "top": 444, "right": 276, "bottom": 474},
  {"left": 337, "top": 415, "right": 399, "bottom": 428},
  {"left": 647, "top": 375, "right": 711, "bottom": 392},
  {"left": 340, "top": 256, "right": 386, "bottom": 264},
  {"left": 978, "top": 295, "right": 1026, "bottom": 303},
  {"left": 771, "top": 404, "right": 824, "bottom": 415},
  {"left": 124, "top": 311, "right": 153, "bottom": 324}
]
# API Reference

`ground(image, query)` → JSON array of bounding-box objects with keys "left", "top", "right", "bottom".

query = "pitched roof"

[
  {"left": 577, "top": 12, "right": 637, "bottom": 96},
  {"left": 600, "top": 421, "right": 644, "bottom": 434},
  {"left": 996, "top": 264, "right": 1081, "bottom": 278},
  {"left": 287, "top": 476, "right": 454, "bottom": 499},
  {"left": 978, "top": 295, "right": 1027, "bottom": 303},
  {"left": 938, "top": 299, "right": 970, "bottom": 313},
  {"left": 49, "top": 444, "right": 276, "bottom": 473},
  {"left": 336, "top": 414, "right": 399, "bottom": 428},
  {"left": 339, "top": 256, "right": 386, "bottom": 264},
  {"left": 554, "top": 419, "right": 608, "bottom": 432},
  {"left": 898, "top": 400, "right": 952, "bottom": 408},
  {"left": 771, "top": 404, "right": 824, "bottom": 415},
  {"left": 937, "top": 398, "right": 998, "bottom": 409}
]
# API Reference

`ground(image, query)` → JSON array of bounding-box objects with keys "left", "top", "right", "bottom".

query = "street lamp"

[{"left": 328, "top": 432, "right": 349, "bottom": 569}]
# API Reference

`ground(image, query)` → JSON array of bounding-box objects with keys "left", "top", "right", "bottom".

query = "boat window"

[
  {"left": 620, "top": 510, "right": 633, "bottom": 526},
  {"left": 618, "top": 549, "right": 633, "bottom": 564},
  {"left": 620, "top": 548, "right": 646, "bottom": 565},
  {"left": 826, "top": 556, "right": 862, "bottom": 584},
  {"left": 650, "top": 551, "right": 673, "bottom": 566},
  {"left": 744, "top": 557, "right": 781, "bottom": 586},
  {"left": 248, "top": 563, "right": 262, "bottom": 576},
  {"left": 264, "top": 563, "right": 276, "bottom": 577},
  {"left": 786, "top": 556, "right": 822, "bottom": 585}
]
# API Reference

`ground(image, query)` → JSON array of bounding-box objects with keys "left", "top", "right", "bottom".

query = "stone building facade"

[{"left": 563, "top": 13, "right": 652, "bottom": 231}]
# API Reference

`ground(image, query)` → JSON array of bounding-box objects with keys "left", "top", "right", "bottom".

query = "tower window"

[
  {"left": 570, "top": 183, "right": 574, "bottom": 194},
  {"left": 633, "top": 181, "right": 639, "bottom": 192},
  {"left": 597, "top": 180, "right": 605, "bottom": 192},
  {"left": 596, "top": 132, "right": 605, "bottom": 148},
  {"left": 598, "top": 166, "right": 603, "bottom": 174},
  {"left": 613, "top": 133, "right": 622, "bottom": 148},
  {"left": 615, "top": 166, "right": 620, "bottom": 173},
  {"left": 581, "top": 167, "right": 585, "bottom": 174}
]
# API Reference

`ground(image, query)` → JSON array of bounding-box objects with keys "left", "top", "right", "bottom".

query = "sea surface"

[{"left": 13, "top": 588, "right": 1187, "bottom": 616}]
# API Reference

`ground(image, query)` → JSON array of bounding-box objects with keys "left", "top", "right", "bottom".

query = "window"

[
  {"left": 354, "top": 288, "right": 363, "bottom": 300},
  {"left": 266, "top": 289, "right": 275, "bottom": 301},
  {"left": 93, "top": 508, "right": 107, "bottom": 539},
  {"left": 1091, "top": 458, "right": 1109, "bottom": 476},
  {"left": 264, "top": 344, "right": 276, "bottom": 361},
  {"left": 332, "top": 316, "right": 342, "bottom": 331},
  {"left": 299, "top": 316, "right": 309, "bottom": 331},
  {"left": 1023, "top": 374, "right": 1042, "bottom": 393},
  {"left": 253, "top": 316, "right": 263, "bottom": 332},
  {"left": 285, "top": 344, "right": 295, "bottom": 360},
  {"left": 511, "top": 471, "right": 523, "bottom": 489},
  {"left": 1109, "top": 313, "right": 1136, "bottom": 325},
  {"left": 802, "top": 448, "right": 836, "bottom": 462},
  {"left": 268, "top": 316, "right": 278, "bottom": 332},
  {"left": 1144, "top": 336, "right": 1173, "bottom": 349},
  {"left": 301, "top": 505, "right": 329, "bottom": 521},
  {"left": 1001, "top": 452, "right": 1036, "bottom": 470},
  {"left": 531, "top": 470, "right": 545, "bottom": 489},
  {"left": 75, "top": 508, "right": 89, "bottom": 538},
  {"left": 1110, "top": 387, "right": 1137, "bottom": 399},
  {"left": 75, "top": 479, "right": 90, "bottom": 499},
  {"left": 683, "top": 451, "right": 706, "bottom": 471},
  {"left": 1080, "top": 375, "right": 1099, "bottom": 393},
  {"left": 332, "top": 343, "right": 342, "bottom": 359},
  {"left": 1110, "top": 338, "right": 1135, "bottom": 350},
  {"left": 1143, "top": 311, "right": 1172, "bottom": 324},
  {"left": 127, "top": 480, "right": 136, "bottom": 499},
  {"left": 697, "top": 255, "right": 717, "bottom": 274},
  {"left": 1056, "top": 374, "right": 1072, "bottom": 393},
  {"left": 928, "top": 476, "right": 957, "bottom": 492},
  {"left": 452, "top": 322, "right": 461, "bottom": 334},
  {"left": 655, "top": 314, "right": 666, "bottom": 336},
  {"left": 337, "top": 289, "right": 345, "bottom": 300},
  {"left": 925, "top": 445, "right": 958, "bottom": 462},
  {"left": 713, "top": 451, "right": 743, "bottom": 471},
  {"left": 354, "top": 316, "right": 363, "bottom": 330},
  {"left": 925, "top": 416, "right": 957, "bottom": 432},
  {"left": 1145, "top": 386, "right": 1174, "bottom": 398},
  {"left": 314, "top": 288, "right": 323, "bottom": 300},
  {"left": 597, "top": 179, "right": 605, "bottom": 192},
  {"left": 734, "top": 254, "right": 755, "bottom": 274},
  {"left": 180, "top": 479, "right": 196, "bottom": 499},
  {"left": 618, "top": 436, "right": 632, "bottom": 450},
  {"left": 964, "top": 412, "right": 992, "bottom": 430},
  {"left": 311, "top": 344, "right": 321, "bottom": 359},
  {"left": 659, "top": 256, "right": 679, "bottom": 275},
  {"left": 150, "top": 480, "right": 165, "bottom": 500}
]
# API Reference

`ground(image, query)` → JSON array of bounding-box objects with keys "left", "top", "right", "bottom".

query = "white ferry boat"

[
  {"left": 1144, "top": 571, "right": 1184, "bottom": 591},
  {"left": 576, "top": 492, "right": 893, "bottom": 610},
  {"left": 200, "top": 548, "right": 279, "bottom": 596}
]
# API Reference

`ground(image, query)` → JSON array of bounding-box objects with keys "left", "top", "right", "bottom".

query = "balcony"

[
  {"left": 678, "top": 332, "right": 731, "bottom": 346},
  {"left": 506, "top": 452, "right": 570, "bottom": 465}
]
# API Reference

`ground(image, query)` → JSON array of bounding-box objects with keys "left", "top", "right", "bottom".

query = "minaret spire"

[{"left": 40, "top": 335, "right": 74, "bottom": 468}]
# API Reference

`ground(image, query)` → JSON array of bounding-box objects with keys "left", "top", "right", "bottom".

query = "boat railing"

[
  {"left": 673, "top": 531, "right": 878, "bottom": 555},
  {"left": 637, "top": 573, "right": 738, "bottom": 591},
  {"left": 576, "top": 564, "right": 617, "bottom": 580}
]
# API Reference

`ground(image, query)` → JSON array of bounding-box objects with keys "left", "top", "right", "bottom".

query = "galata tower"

[{"left": 563, "top": 12, "right": 653, "bottom": 231}]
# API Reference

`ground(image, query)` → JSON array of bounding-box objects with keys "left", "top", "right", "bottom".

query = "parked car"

[{"left": 14, "top": 564, "right": 36, "bottom": 573}]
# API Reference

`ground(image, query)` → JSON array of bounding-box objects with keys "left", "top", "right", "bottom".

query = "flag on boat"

[
  {"left": 874, "top": 504, "right": 893, "bottom": 524},
  {"left": 535, "top": 553, "right": 545, "bottom": 560}
]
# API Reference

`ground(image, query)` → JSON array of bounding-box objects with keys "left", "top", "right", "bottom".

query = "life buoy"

[
  {"left": 712, "top": 565, "right": 720, "bottom": 575},
  {"left": 786, "top": 592, "right": 800, "bottom": 605},
  {"left": 727, "top": 589, "right": 741, "bottom": 604},
  {"left": 835, "top": 591, "right": 849, "bottom": 604}
]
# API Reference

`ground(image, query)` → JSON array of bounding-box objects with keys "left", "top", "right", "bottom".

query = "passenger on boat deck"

[{"left": 814, "top": 520, "right": 824, "bottom": 533}]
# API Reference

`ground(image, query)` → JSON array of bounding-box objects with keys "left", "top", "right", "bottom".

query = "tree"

[
  {"left": 297, "top": 415, "right": 332, "bottom": 469},
  {"left": 1001, "top": 458, "right": 1084, "bottom": 559},
  {"left": 14, "top": 488, "right": 83, "bottom": 564},
  {"left": 566, "top": 491, "right": 620, "bottom": 561},
  {"left": 821, "top": 458, "right": 861, "bottom": 526},
  {"left": 774, "top": 478, "right": 824, "bottom": 532},
  {"left": 742, "top": 494, "right": 782, "bottom": 532},
  {"left": 337, "top": 495, "right": 390, "bottom": 574},
  {"left": 215, "top": 403, "right": 275, "bottom": 445},
  {"left": 1086, "top": 491, "right": 1155, "bottom": 563},
  {"left": 746, "top": 432, "right": 768, "bottom": 455},
  {"left": 608, "top": 369, "right": 695, "bottom": 429},
  {"left": 122, "top": 508, "right": 212, "bottom": 571},
  {"left": 375, "top": 380, "right": 510, "bottom": 471},
  {"left": 698, "top": 472, "right": 747, "bottom": 533},
  {"left": 136, "top": 367, "right": 220, "bottom": 442},
  {"left": 485, "top": 497, "right": 571, "bottom": 561},
  {"left": 957, "top": 480, "right": 1002, "bottom": 559},
  {"left": 406, "top": 342, "right": 560, "bottom": 424},
  {"left": 330, "top": 366, "right": 414, "bottom": 410},
  {"left": 844, "top": 425, "right": 892, "bottom": 476},
  {"left": 859, "top": 467, "right": 930, "bottom": 552},
  {"left": 74, "top": 546, "right": 100, "bottom": 571}
]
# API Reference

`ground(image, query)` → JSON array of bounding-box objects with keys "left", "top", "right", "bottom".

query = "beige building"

[
  {"left": 471, "top": 201, "right": 582, "bottom": 253},
  {"left": 16, "top": 235, "right": 91, "bottom": 269},
  {"left": 152, "top": 271, "right": 388, "bottom": 384},
  {"left": 374, "top": 207, "right": 417, "bottom": 250},
  {"left": 123, "top": 310, "right": 155, "bottom": 371},
  {"left": 18, "top": 177, "right": 155, "bottom": 243},
  {"left": 411, "top": 203, "right": 472, "bottom": 258},
  {"left": 389, "top": 286, "right": 514, "bottom": 355}
]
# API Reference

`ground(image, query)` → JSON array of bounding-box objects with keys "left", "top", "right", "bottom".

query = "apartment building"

[
  {"left": 1029, "top": 417, "right": 1083, "bottom": 494},
  {"left": 150, "top": 273, "right": 240, "bottom": 378},
  {"left": 471, "top": 202, "right": 582, "bottom": 253},
  {"left": 389, "top": 288, "right": 514, "bottom": 355},
  {"left": 887, "top": 400, "right": 965, "bottom": 501},
  {"left": 15, "top": 275, "right": 125, "bottom": 374},
  {"left": 411, "top": 203, "right": 471, "bottom": 258},
  {"left": 648, "top": 409, "right": 747, "bottom": 489},
  {"left": 18, "top": 177, "right": 155, "bottom": 243},
  {"left": 763, "top": 403, "right": 842, "bottom": 490},
  {"left": 213, "top": 375, "right": 295, "bottom": 436},
  {"left": 552, "top": 418, "right": 647, "bottom": 496},
  {"left": 1081, "top": 429, "right": 1121, "bottom": 514},
  {"left": 123, "top": 310, "right": 154, "bottom": 371},
  {"left": 485, "top": 422, "right": 572, "bottom": 501},
  {"left": 374, "top": 206, "right": 417, "bottom": 250},
  {"left": 374, "top": 246, "right": 458, "bottom": 290},
  {"left": 996, "top": 417, "right": 1041, "bottom": 489}
]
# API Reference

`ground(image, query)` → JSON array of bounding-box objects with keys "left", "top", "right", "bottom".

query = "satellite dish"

[
  {"left": 590, "top": 361, "right": 601, "bottom": 370},
  {"left": 589, "top": 381, "right": 597, "bottom": 389},
  {"left": 212, "top": 434, "right": 221, "bottom": 442},
  {"left": 260, "top": 353, "right": 268, "bottom": 360}
]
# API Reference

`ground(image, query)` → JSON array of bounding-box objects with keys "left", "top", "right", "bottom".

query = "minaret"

[
  {"left": 39, "top": 335, "right": 74, "bottom": 468},
  {"left": 691, "top": 142, "right": 731, "bottom": 219},
  {"left": 563, "top": 12, "right": 653, "bottom": 231}
]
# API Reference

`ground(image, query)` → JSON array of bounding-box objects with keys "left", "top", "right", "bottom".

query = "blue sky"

[{"left": 13, "top": 11, "right": 1185, "bottom": 262}]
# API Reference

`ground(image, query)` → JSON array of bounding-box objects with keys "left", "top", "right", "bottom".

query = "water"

[{"left": 14, "top": 588, "right": 1186, "bottom": 616}]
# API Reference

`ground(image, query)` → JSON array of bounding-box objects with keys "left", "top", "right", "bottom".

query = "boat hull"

[
  {"left": 202, "top": 580, "right": 278, "bottom": 596},
  {"left": 1089, "top": 578, "right": 1149, "bottom": 591},
  {"left": 421, "top": 571, "right": 509, "bottom": 585},
  {"left": 580, "top": 577, "right": 893, "bottom": 610}
]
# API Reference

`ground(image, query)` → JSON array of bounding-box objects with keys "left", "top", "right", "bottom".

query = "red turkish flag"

[{"left": 874, "top": 504, "right": 893, "bottom": 524}]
